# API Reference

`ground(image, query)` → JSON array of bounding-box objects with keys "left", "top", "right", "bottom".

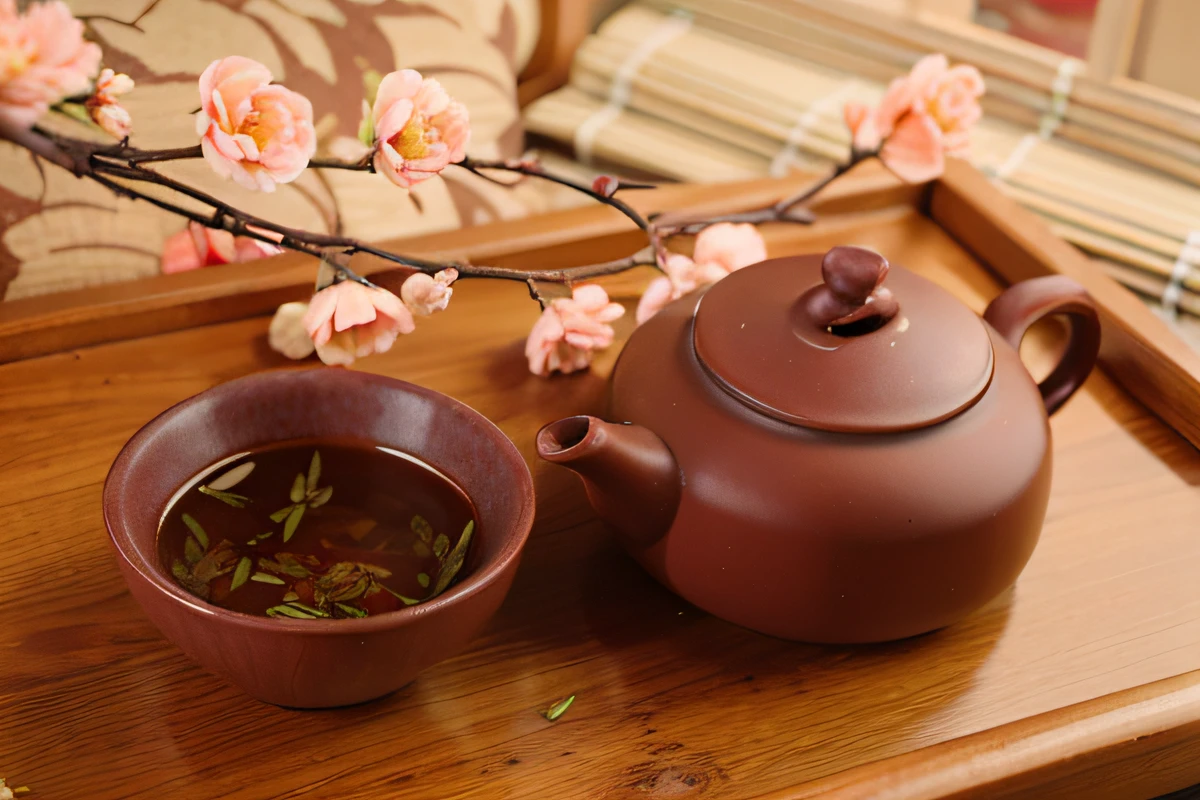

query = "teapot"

[{"left": 537, "top": 246, "right": 1101, "bottom": 643}]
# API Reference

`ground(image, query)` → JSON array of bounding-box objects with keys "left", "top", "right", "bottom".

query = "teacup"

[{"left": 103, "top": 367, "right": 534, "bottom": 708}]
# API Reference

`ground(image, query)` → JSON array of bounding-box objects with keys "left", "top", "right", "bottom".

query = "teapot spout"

[{"left": 536, "top": 416, "right": 680, "bottom": 550}]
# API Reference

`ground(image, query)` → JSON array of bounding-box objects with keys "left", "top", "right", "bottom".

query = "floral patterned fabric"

[{"left": 0, "top": 0, "right": 541, "bottom": 299}]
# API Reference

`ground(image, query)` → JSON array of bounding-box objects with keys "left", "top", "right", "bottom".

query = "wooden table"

[{"left": 3, "top": 168, "right": 1200, "bottom": 800}]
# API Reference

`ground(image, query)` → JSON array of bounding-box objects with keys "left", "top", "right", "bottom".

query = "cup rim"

[{"left": 102, "top": 367, "right": 535, "bottom": 634}]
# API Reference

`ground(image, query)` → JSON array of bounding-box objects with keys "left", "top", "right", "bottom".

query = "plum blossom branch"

[{"left": 0, "top": 1, "right": 983, "bottom": 377}]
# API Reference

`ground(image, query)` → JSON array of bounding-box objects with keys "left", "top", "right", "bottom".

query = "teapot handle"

[{"left": 983, "top": 276, "right": 1101, "bottom": 416}]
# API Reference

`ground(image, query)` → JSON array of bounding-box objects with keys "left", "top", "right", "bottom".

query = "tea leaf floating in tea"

[
  {"left": 183, "top": 535, "right": 204, "bottom": 565},
  {"left": 267, "top": 604, "right": 317, "bottom": 619},
  {"left": 412, "top": 515, "right": 434, "bottom": 542},
  {"left": 541, "top": 695, "right": 576, "bottom": 722},
  {"left": 198, "top": 485, "right": 250, "bottom": 508},
  {"left": 306, "top": 450, "right": 321, "bottom": 493},
  {"left": 335, "top": 602, "right": 367, "bottom": 618},
  {"left": 384, "top": 585, "right": 422, "bottom": 606},
  {"left": 283, "top": 504, "right": 305, "bottom": 542},
  {"left": 272, "top": 449, "right": 334, "bottom": 542},
  {"left": 230, "top": 557, "right": 253, "bottom": 592},
  {"left": 159, "top": 440, "right": 477, "bottom": 620},
  {"left": 287, "top": 601, "right": 331, "bottom": 618},
  {"left": 181, "top": 514, "right": 208, "bottom": 549},
  {"left": 433, "top": 520, "right": 475, "bottom": 596},
  {"left": 207, "top": 461, "right": 255, "bottom": 491},
  {"left": 258, "top": 553, "right": 319, "bottom": 579},
  {"left": 289, "top": 473, "right": 306, "bottom": 504}
]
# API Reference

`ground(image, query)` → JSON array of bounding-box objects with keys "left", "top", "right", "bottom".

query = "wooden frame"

[{"left": 517, "top": 0, "right": 623, "bottom": 106}]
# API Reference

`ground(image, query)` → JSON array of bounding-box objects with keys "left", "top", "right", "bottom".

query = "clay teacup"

[{"left": 103, "top": 368, "right": 534, "bottom": 708}]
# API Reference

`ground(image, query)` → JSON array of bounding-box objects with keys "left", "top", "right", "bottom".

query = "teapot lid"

[{"left": 692, "top": 246, "right": 994, "bottom": 433}]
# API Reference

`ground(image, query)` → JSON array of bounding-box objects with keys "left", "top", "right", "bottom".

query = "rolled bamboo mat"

[
  {"left": 523, "top": 3, "right": 1200, "bottom": 319},
  {"left": 643, "top": 0, "right": 1200, "bottom": 180}
]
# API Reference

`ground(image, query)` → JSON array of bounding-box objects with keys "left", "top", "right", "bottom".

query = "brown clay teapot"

[{"left": 537, "top": 246, "right": 1101, "bottom": 643}]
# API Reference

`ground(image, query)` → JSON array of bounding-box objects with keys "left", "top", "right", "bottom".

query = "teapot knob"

[{"left": 808, "top": 246, "right": 900, "bottom": 331}]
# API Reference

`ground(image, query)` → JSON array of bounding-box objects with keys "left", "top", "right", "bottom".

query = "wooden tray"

[{"left": 3, "top": 163, "right": 1200, "bottom": 800}]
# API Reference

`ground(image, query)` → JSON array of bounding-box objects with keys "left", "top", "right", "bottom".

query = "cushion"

[{"left": 0, "top": 0, "right": 542, "bottom": 299}]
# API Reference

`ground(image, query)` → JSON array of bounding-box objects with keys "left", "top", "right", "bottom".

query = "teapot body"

[{"left": 608, "top": 285, "right": 1054, "bottom": 643}]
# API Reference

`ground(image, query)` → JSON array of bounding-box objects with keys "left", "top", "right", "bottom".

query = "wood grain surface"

[{"left": 3, "top": 181, "right": 1200, "bottom": 800}]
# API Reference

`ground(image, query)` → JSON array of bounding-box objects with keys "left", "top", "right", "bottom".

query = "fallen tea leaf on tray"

[
  {"left": 251, "top": 572, "right": 286, "bottom": 585},
  {"left": 307, "top": 451, "right": 322, "bottom": 493},
  {"left": 0, "top": 778, "right": 32, "bottom": 797},
  {"left": 208, "top": 461, "right": 255, "bottom": 491},
  {"left": 231, "top": 557, "right": 252, "bottom": 591},
  {"left": 284, "top": 504, "right": 306, "bottom": 542},
  {"left": 290, "top": 473, "right": 306, "bottom": 504},
  {"left": 542, "top": 695, "right": 575, "bottom": 721},
  {"left": 181, "top": 514, "right": 208, "bottom": 549}
]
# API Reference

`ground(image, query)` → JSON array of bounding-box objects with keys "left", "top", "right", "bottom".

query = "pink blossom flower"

[
  {"left": 160, "top": 222, "right": 283, "bottom": 274},
  {"left": 195, "top": 56, "right": 316, "bottom": 192},
  {"left": 371, "top": 69, "right": 470, "bottom": 189},
  {"left": 692, "top": 222, "right": 768, "bottom": 273},
  {"left": 636, "top": 223, "right": 766, "bottom": 324},
  {"left": 843, "top": 54, "right": 984, "bottom": 183},
  {"left": 268, "top": 301, "right": 315, "bottom": 360},
  {"left": 302, "top": 281, "right": 415, "bottom": 366},
  {"left": 400, "top": 268, "right": 457, "bottom": 316},
  {"left": 525, "top": 285, "right": 624, "bottom": 377},
  {"left": 0, "top": 0, "right": 101, "bottom": 128},
  {"left": 86, "top": 68, "right": 134, "bottom": 139}
]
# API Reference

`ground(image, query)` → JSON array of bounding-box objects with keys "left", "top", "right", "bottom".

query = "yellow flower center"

[
  {"left": 2, "top": 49, "right": 30, "bottom": 82},
  {"left": 390, "top": 113, "right": 431, "bottom": 160}
]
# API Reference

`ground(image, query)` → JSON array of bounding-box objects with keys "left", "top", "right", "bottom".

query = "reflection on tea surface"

[{"left": 158, "top": 439, "right": 476, "bottom": 619}]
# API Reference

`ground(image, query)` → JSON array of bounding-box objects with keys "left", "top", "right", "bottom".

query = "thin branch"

[
  {"left": 0, "top": 125, "right": 698, "bottom": 291},
  {"left": 308, "top": 154, "right": 374, "bottom": 171},
  {"left": 122, "top": 145, "right": 203, "bottom": 164},
  {"left": 653, "top": 152, "right": 871, "bottom": 234},
  {"left": 526, "top": 279, "right": 548, "bottom": 309},
  {"left": 457, "top": 156, "right": 653, "bottom": 235}
]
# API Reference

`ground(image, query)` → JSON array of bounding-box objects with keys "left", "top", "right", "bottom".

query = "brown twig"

[
  {"left": 458, "top": 156, "right": 653, "bottom": 235},
  {"left": 1, "top": 121, "right": 846, "bottom": 296},
  {"left": 1, "top": 122, "right": 662, "bottom": 286},
  {"left": 653, "top": 152, "right": 872, "bottom": 234}
]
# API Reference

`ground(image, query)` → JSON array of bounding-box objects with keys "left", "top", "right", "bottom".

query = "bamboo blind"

[{"left": 523, "top": 2, "right": 1200, "bottom": 319}]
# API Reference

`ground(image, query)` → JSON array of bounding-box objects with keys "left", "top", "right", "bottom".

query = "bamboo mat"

[{"left": 523, "top": 3, "right": 1200, "bottom": 321}]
